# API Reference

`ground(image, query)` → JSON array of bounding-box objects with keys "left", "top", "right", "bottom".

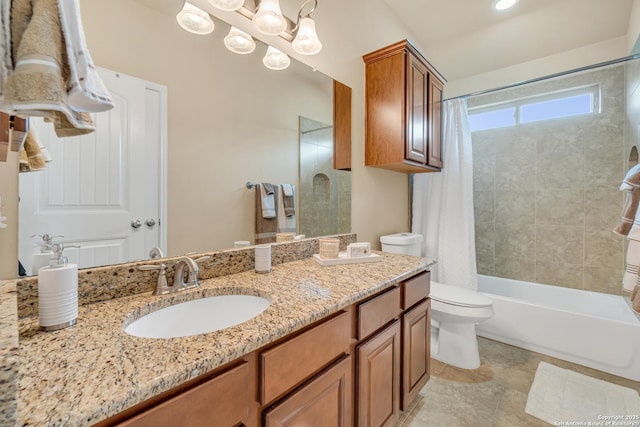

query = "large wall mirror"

[{"left": 16, "top": 0, "right": 351, "bottom": 275}]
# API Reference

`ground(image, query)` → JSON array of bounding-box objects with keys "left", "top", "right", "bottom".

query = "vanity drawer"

[
  {"left": 117, "top": 362, "right": 250, "bottom": 427},
  {"left": 358, "top": 286, "right": 401, "bottom": 340},
  {"left": 260, "top": 310, "right": 352, "bottom": 405},
  {"left": 403, "top": 271, "right": 430, "bottom": 309}
]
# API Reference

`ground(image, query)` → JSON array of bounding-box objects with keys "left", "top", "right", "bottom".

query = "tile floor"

[{"left": 399, "top": 337, "right": 640, "bottom": 426}]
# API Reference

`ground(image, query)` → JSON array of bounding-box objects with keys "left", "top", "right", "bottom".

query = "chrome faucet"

[
  {"left": 140, "top": 255, "right": 210, "bottom": 295},
  {"left": 149, "top": 247, "right": 164, "bottom": 259},
  {"left": 173, "top": 256, "right": 200, "bottom": 290}
]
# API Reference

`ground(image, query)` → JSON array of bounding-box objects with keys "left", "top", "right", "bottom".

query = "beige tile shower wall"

[
  {"left": 299, "top": 121, "right": 351, "bottom": 238},
  {"left": 471, "top": 65, "right": 626, "bottom": 295}
]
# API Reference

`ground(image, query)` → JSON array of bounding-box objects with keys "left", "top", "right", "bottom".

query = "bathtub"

[{"left": 476, "top": 274, "right": 640, "bottom": 381}]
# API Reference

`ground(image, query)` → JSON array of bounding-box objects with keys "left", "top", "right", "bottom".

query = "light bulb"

[
  {"left": 208, "top": 0, "right": 244, "bottom": 11},
  {"left": 292, "top": 17, "right": 321, "bottom": 55},
  {"left": 224, "top": 27, "right": 256, "bottom": 54},
  {"left": 263, "top": 46, "right": 290, "bottom": 70},
  {"left": 176, "top": 2, "right": 214, "bottom": 35},
  {"left": 252, "top": 0, "right": 287, "bottom": 35},
  {"left": 494, "top": 0, "right": 518, "bottom": 10}
]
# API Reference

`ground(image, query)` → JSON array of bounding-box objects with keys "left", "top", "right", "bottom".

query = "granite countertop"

[
  {"left": 18, "top": 252, "right": 430, "bottom": 426},
  {"left": 0, "top": 280, "right": 18, "bottom": 426}
]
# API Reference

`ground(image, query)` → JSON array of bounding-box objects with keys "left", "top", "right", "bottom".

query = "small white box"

[{"left": 347, "top": 242, "right": 371, "bottom": 258}]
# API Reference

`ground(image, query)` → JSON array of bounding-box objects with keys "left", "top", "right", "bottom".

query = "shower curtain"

[{"left": 411, "top": 98, "right": 477, "bottom": 290}]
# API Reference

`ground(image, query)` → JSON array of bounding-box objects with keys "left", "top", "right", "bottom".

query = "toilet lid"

[{"left": 430, "top": 281, "right": 493, "bottom": 307}]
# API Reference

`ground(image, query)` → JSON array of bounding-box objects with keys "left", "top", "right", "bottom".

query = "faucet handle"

[
  {"left": 194, "top": 255, "right": 211, "bottom": 263},
  {"left": 139, "top": 263, "right": 170, "bottom": 295}
]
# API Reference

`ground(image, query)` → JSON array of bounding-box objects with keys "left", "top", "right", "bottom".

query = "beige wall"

[{"left": 471, "top": 65, "right": 625, "bottom": 294}]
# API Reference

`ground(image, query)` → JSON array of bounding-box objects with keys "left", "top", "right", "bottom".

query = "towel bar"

[{"left": 246, "top": 181, "right": 255, "bottom": 189}]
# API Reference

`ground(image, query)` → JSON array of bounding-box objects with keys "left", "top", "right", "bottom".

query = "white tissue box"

[{"left": 347, "top": 242, "right": 371, "bottom": 258}]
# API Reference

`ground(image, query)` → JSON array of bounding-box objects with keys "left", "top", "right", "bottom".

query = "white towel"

[
  {"left": 624, "top": 240, "right": 640, "bottom": 293},
  {"left": 277, "top": 185, "right": 296, "bottom": 234},
  {"left": 3, "top": 0, "right": 96, "bottom": 136},
  {"left": 57, "top": 0, "right": 114, "bottom": 113},
  {"left": 282, "top": 183, "right": 294, "bottom": 197},
  {"left": 260, "top": 183, "right": 276, "bottom": 219}
]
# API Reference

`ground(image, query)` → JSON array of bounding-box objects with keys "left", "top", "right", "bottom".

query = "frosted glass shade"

[
  {"left": 252, "top": 0, "right": 287, "bottom": 35},
  {"left": 224, "top": 27, "right": 256, "bottom": 54},
  {"left": 291, "top": 17, "right": 321, "bottom": 55},
  {"left": 263, "top": 46, "right": 290, "bottom": 70},
  {"left": 208, "top": 0, "right": 245, "bottom": 11},
  {"left": 176, "top": 2, "right": 214, "bottom": 35}
]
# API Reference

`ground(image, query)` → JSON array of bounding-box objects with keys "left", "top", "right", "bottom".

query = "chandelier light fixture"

[
  {"left": 208, "top": 0, "right": 245, "bottom": 11},
  {"left": 224, "top": 26, "right": 257, "bottom": 54},
  {"left": 176, "top": 0, "right": 322, "bottom": 69},
  {"left": 291, "top": 0, "right": 321, "bottom": 55},
  {"left": 252, "top": 0, "right": 288, "bottom": 35},
  {"left": 262, "top": 46, "right": 291, "bottom": 70},
  {"left": 176, "top": 2, "right": 215, "bottom": 35}
]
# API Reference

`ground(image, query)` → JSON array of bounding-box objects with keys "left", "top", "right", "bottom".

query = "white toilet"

[{"left": 380, "top": 232, "right": 494, "bottom": 370}]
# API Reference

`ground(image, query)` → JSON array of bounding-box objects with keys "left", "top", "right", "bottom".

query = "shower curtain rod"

[{"left": 443, "top": 53, "right": 640, "bottom": 102}]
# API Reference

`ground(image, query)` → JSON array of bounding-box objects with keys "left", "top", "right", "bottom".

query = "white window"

[{"left": 468, "top": 85, "right": 600, "bottom": 132}]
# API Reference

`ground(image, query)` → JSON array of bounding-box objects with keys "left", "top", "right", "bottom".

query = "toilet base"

[{"left": 431, "top": 321, "right": 481, "bottom": 370}]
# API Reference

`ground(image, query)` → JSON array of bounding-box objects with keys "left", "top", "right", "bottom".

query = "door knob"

[
  {"left": 131, "top": 220, "right": 142, "bottom": 229},
  {"left": 145, "top": 219, "right": 156, "bottom": 227}
]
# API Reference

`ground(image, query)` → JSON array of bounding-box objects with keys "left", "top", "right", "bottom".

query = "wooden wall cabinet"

[
  {"left": 363, "top": 40, "right": 446, "bottom": 173},
  {"left": 334, "top": 80, "right": 352, "bottom": 171}
]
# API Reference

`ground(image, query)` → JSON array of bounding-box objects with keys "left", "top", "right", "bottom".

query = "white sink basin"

[{"left": 124, "top": 295, "right": 271, "bottom": 339}]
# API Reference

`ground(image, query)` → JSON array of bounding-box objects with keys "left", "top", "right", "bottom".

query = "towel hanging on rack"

[
  {"left": 255, "top": 183, "right": 277, "bottom": 244},
  {"left": 277, "top": 184, "right": 296, "bottom": 235},
  {"left": 3, "top": 0, "right": 113, "bottom": 137},
  {"left": 57, "top": 0, "right": 114, "bottom": 112}
]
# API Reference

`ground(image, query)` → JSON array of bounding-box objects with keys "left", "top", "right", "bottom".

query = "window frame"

[{"left": 468, "top": 84, "right": 601, "bottom": 132}]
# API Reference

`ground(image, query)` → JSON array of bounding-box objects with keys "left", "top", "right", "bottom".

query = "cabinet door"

[
  {"left": 405, "top": 53, "right": 429, "bottom": 165},
  {"left": 427, "top": 75, "right": 444, "bottom": 169},
  {"left": 401, "top": 300, "right": 430, "bottom": 410},
  {"left": 117, "top": 362, "right": 250, "bottom": 427},
  {"left": 264, "top": 356, "right": 352, "bottom": 427},
  {"left": 356, "top": 321, "right": 401, "bottom": 427}
]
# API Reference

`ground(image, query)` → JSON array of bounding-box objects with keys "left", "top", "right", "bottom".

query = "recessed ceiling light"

[{"left": 494, "top": 0, "right": 518, "bottom": 10}]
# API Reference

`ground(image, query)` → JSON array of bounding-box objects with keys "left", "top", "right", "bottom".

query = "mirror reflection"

[{"left": 16, "top": 0, "right": 351, "bottom": 275}]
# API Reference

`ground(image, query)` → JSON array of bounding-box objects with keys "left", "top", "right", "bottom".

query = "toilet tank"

[{"left": 380, "top": 232, "right": 423, "bottom": 257}]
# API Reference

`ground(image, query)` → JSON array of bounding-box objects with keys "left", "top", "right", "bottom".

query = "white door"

[{"left": 19, "top": 69, "right": 167, "bottom": 274}]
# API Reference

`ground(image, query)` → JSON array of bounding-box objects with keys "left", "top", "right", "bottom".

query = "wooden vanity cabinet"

[
  {"left": 264, "top": 356, "right": 352, "bottom": 427},
  {"left": 355, "top": 286, "right": 401, "bottom": 427},
  {"left": 363, "top": 40, "right": 445, "bottom": 173},
  {"left": 113, "top": 362, "right": 253, "bottom": 427},
  {"left": 401, "top": 272, "right": 431, "bottom": 410},
  {"left": 96, "top": 271, "right": 430, "bottom": 427}
]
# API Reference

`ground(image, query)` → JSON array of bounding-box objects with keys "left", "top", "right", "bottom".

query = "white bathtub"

[{"left": 476, "top": 274, "right": 640, "bottom": 381}]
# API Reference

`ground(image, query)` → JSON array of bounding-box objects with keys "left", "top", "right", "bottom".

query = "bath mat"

[{"left": 525, "top": 362, "right": 640, "bottom": 426}]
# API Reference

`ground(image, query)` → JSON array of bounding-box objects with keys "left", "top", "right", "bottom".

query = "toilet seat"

[{"left": 430, "top": 281, "right": 492, "bottom": 308}]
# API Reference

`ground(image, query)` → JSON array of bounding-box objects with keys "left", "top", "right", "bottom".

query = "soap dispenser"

[
  {"left": 38, "top": 243, "right": 78, "bottom": 331},
  {"left": 31, "top": 234, "right": 61, "bottom": 275}
]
